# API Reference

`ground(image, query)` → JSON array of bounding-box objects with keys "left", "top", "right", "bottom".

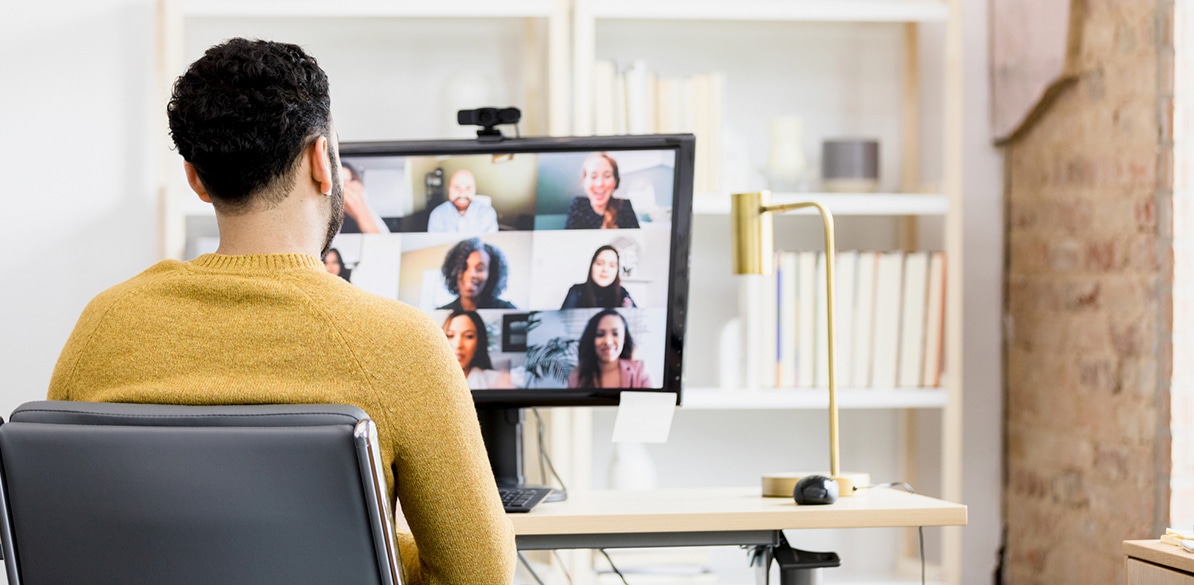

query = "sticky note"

[{"left": 611, "top": 391, "right": 677, "bottom": 444}]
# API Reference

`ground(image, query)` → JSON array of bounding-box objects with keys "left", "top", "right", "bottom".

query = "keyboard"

[{"left": 499, "top": 486, "right": 553, "bottom": 513}]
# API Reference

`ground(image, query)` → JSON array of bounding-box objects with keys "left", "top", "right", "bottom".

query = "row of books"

[
  {"left": 592, "top": 58, "right": 725, "bottom": 195},
  {"left": 756, "top": 250, "right": 947, "bottom": 389}
]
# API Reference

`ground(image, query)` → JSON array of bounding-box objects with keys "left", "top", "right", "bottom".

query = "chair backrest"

[{"left": 0, "top": 401, "right": 403, "bottom": 585}]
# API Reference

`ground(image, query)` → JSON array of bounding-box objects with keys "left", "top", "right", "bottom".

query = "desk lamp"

[{"left": 731, "top": 191, "right": 864, "bottom": 497}]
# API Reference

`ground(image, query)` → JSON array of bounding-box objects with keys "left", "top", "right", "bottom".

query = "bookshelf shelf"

[
  {"left": 692, "top": 193, "right": 949, "bottom": 217},
  {"left": 178, "top": 0, "right": 555, "bottom": 18},
  {"left": 681, "top": 387, "right": 949, "bottom": 410},
  {"left": 591, "top": 0, "right": 949, "bottom": 23}
]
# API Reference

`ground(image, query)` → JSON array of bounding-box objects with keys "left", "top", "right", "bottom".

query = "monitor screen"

[{"left": 333, "top": 134, "right": 695, "bottom": 408}]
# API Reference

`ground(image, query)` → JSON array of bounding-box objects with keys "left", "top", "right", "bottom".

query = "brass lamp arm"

[{"left": 731, "top": 192, "right": 840, "bottom": 481}]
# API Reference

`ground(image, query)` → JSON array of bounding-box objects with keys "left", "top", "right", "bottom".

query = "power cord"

[
  {"left": 597, "top": 548, "right": 631, "bottom": 585},
  {"left": 855, "top": 481, "right": 925, "bottom": 585},
  {"left": 550, "top": 550, "right": 574, "bottom": 585},
  {"left": 531, "top": 408, "right": 568, "bottom": 500},
  {"left": 517, "top": 551, "right": 546, "bottom": 585}
]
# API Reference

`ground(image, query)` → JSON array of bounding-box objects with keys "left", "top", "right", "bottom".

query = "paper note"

[{"left": 611, "top": 391, "right": 677, "bottom": 444}]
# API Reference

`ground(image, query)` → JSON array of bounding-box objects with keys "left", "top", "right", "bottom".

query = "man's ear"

[
  {"left": 309, "top": 135, "right": 334, "bottom": 195},
  {"left": 183, "top": 162, "right": 213, "bottom": 203}
]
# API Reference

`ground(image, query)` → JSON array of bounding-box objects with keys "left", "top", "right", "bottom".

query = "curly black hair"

[
  {"left": 167, "top": 38, "right": 332, "bottom": 211},
  {"left": 441, "top": 238, "right": 508, "bottom": 299}
]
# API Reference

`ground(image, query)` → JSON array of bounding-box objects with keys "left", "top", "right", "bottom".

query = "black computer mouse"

[{"left": 793, "top": 474, "right": 839, "bottom": 505}]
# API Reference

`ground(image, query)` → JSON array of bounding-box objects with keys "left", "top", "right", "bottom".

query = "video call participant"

[
  {"left": 438, "top": 238, "right": 516, "bottom": 311},
  {"left": 427, "top": 169, "right": 499, "bottom": 233},
  {"left": 443, "top": 310, "right": 510, "bottom": 389},
  {"left": 46, "top": 38, "right": 514, "bottom": 585},
  {"left": 322, "top": 247, "right": 351, "bottom": 281},
  {"left": 561, "top": 245, "right": 637, "bottom": 309},
  {"left": 565, "top": 152, "right": 640, "bottom": 230},
  {"left": 567, "top": 309, "right": 653, "bottom": 389},
  {"left": 339, "top": 161, "right": 390, "bottom": 234}
]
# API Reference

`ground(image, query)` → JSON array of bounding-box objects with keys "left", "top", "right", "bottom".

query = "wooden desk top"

[
  {"left": 1124, "top": 540, "right": 1194, "bottom": 574},
  {"left": 510, "top": 486, "right": 967, "bottom": 536}
]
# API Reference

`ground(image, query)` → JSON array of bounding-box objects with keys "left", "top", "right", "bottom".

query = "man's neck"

[{"left": 212, "top": 195, "right": 326, "bottom": 257}]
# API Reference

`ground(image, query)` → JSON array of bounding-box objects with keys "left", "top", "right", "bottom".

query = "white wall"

[
  {"left": 960, "top": 0, "right": 1006, "bottom": 583},
  {"left": 1, "top": 1, "right": 159, "bottom": 420}
]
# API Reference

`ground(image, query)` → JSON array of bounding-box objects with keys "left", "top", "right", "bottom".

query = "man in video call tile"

[{"left": 427, "top": 169, "right": 499, "bottom": 233}]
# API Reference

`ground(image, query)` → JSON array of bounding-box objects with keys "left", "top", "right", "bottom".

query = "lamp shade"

[{"left": 731, "top": 191, "right": 774, "bottom": 275}]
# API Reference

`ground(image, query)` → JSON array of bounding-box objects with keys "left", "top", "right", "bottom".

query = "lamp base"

[{"left": 762, "top": 472, "right": 872, "bottom": 498}]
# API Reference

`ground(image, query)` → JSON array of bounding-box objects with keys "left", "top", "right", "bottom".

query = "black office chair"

[{"left": 0, "top": 401, "right": 403, "bottom": 585}]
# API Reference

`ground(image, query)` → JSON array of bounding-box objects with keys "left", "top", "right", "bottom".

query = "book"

[
  {"left": 689, "top": 73, "right": 711, "bottom": 194},
  {"left": 739, "top": 273, "right": 775, "bottom": 388},
  {"left": 613, "top": 66, "right": 627, "bottom": 135},
  {"left": 593, "top": 59, "right": 617, "bottom": 135},
  {"left": 870, "top": 252, "right": 905, "bottom": 388},
  {"left": 624, "top": 59, "right": 651, "bottom": 135},
  {"left": 706, "top": 71, "right": 725, "bottom": 194},
  {"left": 834, "top": 251, "right": 858, "bottom": 388},
  {"left": 851, "top": 252, "right": 878, "bottom": 387},
  {"left": 813, "top": 252, "right": 829, "bottom": 388},
  {"left": 797, "top": 251, "right": 817, "bottom": 387},
  {"left": 897, "top": 252, "right": 929, "bottom": 388},
  {"left": 777, "top": 251, "right": 799, "bottom": 387},
  {"left": 922, "top": 251, "right": 947, "bottom": 387}
]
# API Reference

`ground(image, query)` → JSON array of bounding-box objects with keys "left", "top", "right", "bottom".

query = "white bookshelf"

[
  {"left": 682, "top": 387, "right": 949, "bottom": 410},
  {"left": 574, "top": 1, "right": 964, "bottom": 583},
  {"left": 692, "top": 193, "right": 949, "bottom": 216},
  {"left": 590, "top": 0, "right": 949, "bottom": 23},
  {"left": 178, "top": 0, "right": 556, "bottom": 18}
]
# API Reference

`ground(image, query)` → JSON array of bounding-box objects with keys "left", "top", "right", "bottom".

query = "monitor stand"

[{"left": 476, "top": 406, "right": 564, "bottom": 501}]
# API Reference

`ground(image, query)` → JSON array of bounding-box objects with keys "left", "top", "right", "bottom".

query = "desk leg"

[{"left": 750, "top": 532, "right": 840, "bottom": 585}]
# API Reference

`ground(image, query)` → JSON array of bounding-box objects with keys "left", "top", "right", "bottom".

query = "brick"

[
  {"left": 1079, "top": 355, "right": 1119, "bottom": 393},
  {"left": 1110, "top": 318, "right": 1151, "bottom": 355},
  {"left": 1126, "top": 234, "right": 1162, "bottom": 271},
  {"left": 1120, "top": 356, "right": 1159, "bottom": 397},
  {"left": 1050, "top": 238, "right": 1086, "bottom": 272},
  {"left": 1063, "top": 278, "right": 1102, "bottom": 310},
  {"left": 1137, "top": 195, "right": 1159, "bottom": 231}
]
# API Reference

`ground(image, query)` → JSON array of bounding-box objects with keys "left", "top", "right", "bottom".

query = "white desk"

[{"left": 510, "top": 486, "right": 967, "bottom": 551}]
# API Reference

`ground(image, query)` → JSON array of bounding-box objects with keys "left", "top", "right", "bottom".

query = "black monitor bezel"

[{"left": 339, "top": 134, "right": 694, "bottom": 408}]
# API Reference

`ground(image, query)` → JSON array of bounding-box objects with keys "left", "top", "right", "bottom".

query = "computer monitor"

[{"left": 335, "top": 134, "right": 695, "bottom": 489}]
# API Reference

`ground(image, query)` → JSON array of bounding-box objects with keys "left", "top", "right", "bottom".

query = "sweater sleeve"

[{"left": 365, "top": 313, "right": 516, "bottom": 585}]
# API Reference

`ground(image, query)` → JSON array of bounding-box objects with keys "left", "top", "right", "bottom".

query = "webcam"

[{"left": 458, "top": 107, "right": 521, "bottom": 142}]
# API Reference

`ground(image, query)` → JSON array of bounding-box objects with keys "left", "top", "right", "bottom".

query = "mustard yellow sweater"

[{"left": 48, "top": 254, "right": 516, "bottom": 585}]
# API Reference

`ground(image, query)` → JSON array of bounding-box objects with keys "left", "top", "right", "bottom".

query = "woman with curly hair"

[
  {"left": 560, "top": 245, "right": 636, "bottom": 309},
  {"left": 437, "top": 237, "right": 516, "bottom": 310},
  {"left": 567, "top": 309, "right": 652, "bottom": 388}
]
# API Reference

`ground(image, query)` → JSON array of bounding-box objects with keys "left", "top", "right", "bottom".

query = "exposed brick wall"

[{"left": 1004, "top": 0, "right": 1175, "bottom": 583}]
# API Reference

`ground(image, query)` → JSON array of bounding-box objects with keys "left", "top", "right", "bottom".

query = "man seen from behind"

[{"left": 47, "top": 38, "right": 515, "bottom": 585}]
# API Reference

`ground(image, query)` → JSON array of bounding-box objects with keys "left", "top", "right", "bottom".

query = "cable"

[
  {"left": 919, "top": 525, "right": 926, "bottom": 585},
  {"left": 517, "top": 551, "right": 546, "bottom": 585},
  {"left": 855, "top": 481, "right": 925, "bottom": 585},
  {"left": 854, "top": 481, "right": 915, "bottom": 493},
  {"left": 531, "top": 408, "right": 568, "bottom": 497},
  {"left": 550, "top": 550, "right": 574, "bottom": 585},
  {"left": 597, "top": 548, "right": 631, "bottom": 585}
]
